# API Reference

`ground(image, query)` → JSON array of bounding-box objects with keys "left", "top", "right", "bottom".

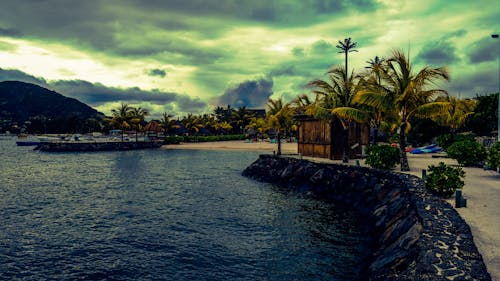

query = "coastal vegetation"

[
  {"left": 486, "top": 142, "right": 500, "bottom": 171},
  {"left": 446, "top": 140, "right": 487, "bottom": 167},
  {"left": 425, "top": 162, "right": 465, "bottom": 197},
  {"left": 365, "top": 144, "right": 400, "bottom": 170}
]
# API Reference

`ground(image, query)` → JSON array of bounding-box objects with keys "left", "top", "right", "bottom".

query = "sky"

[{"left": 0, "top": 0, "right": 499, "bottom": 119}]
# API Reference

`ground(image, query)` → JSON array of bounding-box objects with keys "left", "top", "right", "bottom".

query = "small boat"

[{"left": 409, "top": 144, "right": 442, "bottom": 154}]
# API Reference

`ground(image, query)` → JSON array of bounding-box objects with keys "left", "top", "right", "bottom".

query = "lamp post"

[{"left": 493, "top": 34, "right": 499, "bottom": 141}]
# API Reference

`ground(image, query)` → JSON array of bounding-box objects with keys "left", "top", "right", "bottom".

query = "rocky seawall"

[
  {"left": 35, "top": 141, "right": 162, "bottom": 152},
  {"left": 242, "top": 155, "right": 491, "bottom": 281}
]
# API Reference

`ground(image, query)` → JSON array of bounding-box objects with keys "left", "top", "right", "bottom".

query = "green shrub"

[
  {"left": 446, "top": 140, "right": 486, "bottom": 167},
  {"left": 486, "top": 142, "right": 500, "bottom": 170},
  {"left": 425, "top": 162, "right": 465, "bottom": 197},
  {"left": 436, "top": 133, "right": 475, "bottom": 150},
  {"left": 365, "top": 145, "right": 400, "bottom": 169},
  {"left": 163, "top": 134, "right": 246, "bottom": 144}
]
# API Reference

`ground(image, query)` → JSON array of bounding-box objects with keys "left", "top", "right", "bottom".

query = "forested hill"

[{"left": 0, "top": 81, "right": 103, "bottom": 122}]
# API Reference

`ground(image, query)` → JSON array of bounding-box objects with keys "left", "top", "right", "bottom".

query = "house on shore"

[{"left": 295, "top": 115, "right": 369, "bottom": 160}]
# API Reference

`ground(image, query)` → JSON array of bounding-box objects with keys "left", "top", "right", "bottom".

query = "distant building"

[
  {"left": 295, "top": 115, "right": 369, "bottom": 160},
  {"left": 248, "top": 109, "right": 266, "bottom": 119}
]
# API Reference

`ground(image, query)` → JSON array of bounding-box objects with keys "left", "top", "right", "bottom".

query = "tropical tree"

[
  {"left": 108, "top": 103, "right": 133, "bottom": 141},
  {"left": 292, "top": 94, "right": 318, "bottom": 116},
  {"left": 362, "top": 56, "right": 393, "bottom": 144},
  {"left": 309, "top": 66, "right": 367, "bottom": 162},
  {"left": 336, "top": 37, "right": 358, "bottom": 79},
  {"left": 231, "top": 106, "right": 256, "bottom": 134},
  {"left": 365, "top": 56, "right": 385, "bottom": 85},
  {"left": 266, "top": 97, "right": 294, "bottom": 155},
  {"left": 159, "top": 112, "right": 179, "bottom": 135},
  {"left": 129, "top": 107, "right": 149, "bottom": 141},
  {"left": 355, "top": 49, "right": 450, "bottom": 171},
  {"left": 433, "top": 96, "right": 477, "bottom": 139},
  {"left": 182, "top": 113, "right": 204, "bottom": 135},
  {"left": 246, "top": 117, "right": 268, "bottom": 141}
]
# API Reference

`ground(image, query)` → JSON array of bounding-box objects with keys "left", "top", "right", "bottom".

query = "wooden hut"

[{"left": 296, "top": 115, "right": 369, "bottom": 160}]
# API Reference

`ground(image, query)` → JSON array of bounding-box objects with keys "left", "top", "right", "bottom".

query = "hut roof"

[{"left": 144, "top": 120, "right": 164, "bottom": 132}]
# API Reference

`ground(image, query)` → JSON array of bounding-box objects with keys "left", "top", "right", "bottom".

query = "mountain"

[{"left": 0, "top": 80, "right": 104, "bottom": 122}]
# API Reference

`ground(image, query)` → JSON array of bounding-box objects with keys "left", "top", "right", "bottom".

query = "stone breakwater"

[
  {"left": 35, "top": 141, "right": 162, "bottom": 152},
  {"left": 242, "top": 155, "right": 491, "bottom": 281}
]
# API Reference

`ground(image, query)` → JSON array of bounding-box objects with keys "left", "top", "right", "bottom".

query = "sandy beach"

[
  {"left": 161, "top": 140, "right": 499, "bottom": 279},
  {"left": 161, "top": 140, "right": 298, "bottom": 154}
]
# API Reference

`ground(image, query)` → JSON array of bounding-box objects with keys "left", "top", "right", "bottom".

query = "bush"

[
  {"left": 486, "top": 142, "right": 500, "bottom": 171},
  {"left": 163, "top": 134, "right": 246, "bottom": 144},
  {"left": 365, "top": 145, "right": 400, "bottom": 169},
  {"left": 436, "top": 133, "right": 475, "bottom": 150},
  {"left": 446, "top": 140, "right": 486, "bottom": 167},
  {"left": 425, "top": 162, "right": 465, "bottom": 197}
]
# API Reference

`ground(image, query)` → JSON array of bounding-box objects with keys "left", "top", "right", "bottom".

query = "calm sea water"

[{"left": 0, "top": 137, "right": 369, "bottom": 280}]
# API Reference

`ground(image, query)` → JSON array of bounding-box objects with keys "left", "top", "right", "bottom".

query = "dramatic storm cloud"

[
  {"left": 214, "top": 78, "right": 274, "bottom": 108},
  {"left": 0, "top": 0, "right": 498, "bottom": 116}
]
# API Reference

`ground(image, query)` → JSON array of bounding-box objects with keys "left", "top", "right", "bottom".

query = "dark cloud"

[
  {"left": 0, "top": 68, "right": 207, "bottom": 112},
  {"left": 467, "top": 37, "right": 498, "bottom": 63},
  {"left": 146, "top": 68, "right": 167, "bottom": 78},
  {"left": 0, "top": 68, "right": 48, "bottom": 86},
  {"left": 49, "top": 80, "right": 207, "bottom": 111},
  {"left": 447, "top": 69, "right": 498, "bottom": 97},
  {"left": 214, "top": 77, "right": 273, "bottom": 108},
  {"left": 417, "top": 40, "right": 459, "bottom": 65}
]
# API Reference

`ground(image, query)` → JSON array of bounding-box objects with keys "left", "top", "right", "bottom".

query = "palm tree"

[
  {"left": 159, "top": 112, "right": 179, "bottom": 135},
  {"left": 309, "top": 66, "right": 367, "bottom": 162},
  {"left": 108, "top": 103, "right": 133, "bottom": 141},
  {"left": 433, "top": 96, "right": 477, "bottom": 139},
  {"left": 231, "top": 106, "right": 256, "bottom": 134},
  {"left": 246, "top": 117, "right": 268, "bottom": 141},
  {"left": 182, "top": 113, "right": 204, "bottom": 135},
  {"left": 292, "top": 94, "right": 318, "bottom": 116},
  {"left": 365, "top": 56, "right": 385, "bottom": 85},
  {"left": 266, "top": 98, "right": 294, "bottom": 156},
  {"left": 129, "top": 107, "right": 149, "bottom": 141},
  {"left": 355, "top": 49, "right": 450, "bottom": 171},
  {"left": 362, "top": 56, "right": 389, "bottom": 144},
  {"left": 336, "top": 37, "right": 358, "bottom": 79}
]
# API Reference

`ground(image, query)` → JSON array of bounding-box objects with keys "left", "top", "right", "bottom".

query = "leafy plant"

[
  {"left": 365, "top": 144, "right": 400, "bottom": 169},
  {"left": 486, "top": 142, "right": 500, "bottom": 171},
  {"left": 163, "top": 134, "right": 247, "bottom": 144},
  {"left": 446, "top": 140, "right": 486, "bottom": 167},
  {"left": 425, "top": 162, "right": 465, "bottom": 197},
  {"left": 436, "top": 133, "right": 475, "bottom": 150}
]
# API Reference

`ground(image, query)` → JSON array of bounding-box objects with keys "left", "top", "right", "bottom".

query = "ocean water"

[{"left": 0, "top": 137, "right": 370, "bottom": 280}]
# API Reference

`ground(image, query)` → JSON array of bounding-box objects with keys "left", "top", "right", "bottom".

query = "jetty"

[{"left": 35, "top": 140, "right": 162, "bottom": 152}]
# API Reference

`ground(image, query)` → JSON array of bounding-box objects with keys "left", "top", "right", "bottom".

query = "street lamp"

[{"left": 493, "top": 34, "right": 499, "bottom": 141}]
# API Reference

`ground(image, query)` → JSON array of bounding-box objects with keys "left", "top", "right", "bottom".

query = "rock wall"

[
  {"left": 242, "top": 155, "right": 491, "bottom": 281},
  {"left": 35, "top": 141, "right": 161, "bottom": 152}
]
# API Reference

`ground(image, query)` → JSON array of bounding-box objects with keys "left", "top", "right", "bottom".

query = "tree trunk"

[
  {"left": 399, "top": 122, "right": 410, "bottom": 171},
  {"left": 342, "top": 126, "right": 349, "bottom": 163},
  {"left": 371, "top": 125, "right": 379, "bottom": 145},
  {"left": 277, "top": 132, "right": 282, "bottom": 156}
]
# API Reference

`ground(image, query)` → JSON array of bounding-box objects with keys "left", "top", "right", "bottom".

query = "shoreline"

[{"left": 161, "top": 140, "right": 499, "bottom": 279}]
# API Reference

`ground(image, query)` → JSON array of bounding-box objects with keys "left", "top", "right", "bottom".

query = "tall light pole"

[{"left": 493, "top": 34, "right": 499, "bottom": 141}]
